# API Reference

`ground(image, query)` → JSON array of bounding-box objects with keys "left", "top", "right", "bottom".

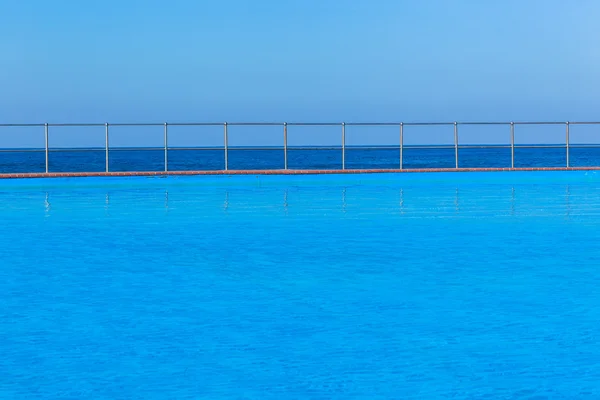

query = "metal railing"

[{"left": 1, "top": 121, "right": 600, "bottom": 173}]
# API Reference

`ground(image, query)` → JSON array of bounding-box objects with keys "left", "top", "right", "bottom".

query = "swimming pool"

[{"left": 1, "top": 171, "right": 600, "bottom": 399}]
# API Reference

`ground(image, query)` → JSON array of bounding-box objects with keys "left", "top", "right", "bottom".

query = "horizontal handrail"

[
  {"left": 1, "top": 120, "right": 599, "bottom": 173},
  {"left": 2, "top": 120, "right": 600, "bottom": 127}
]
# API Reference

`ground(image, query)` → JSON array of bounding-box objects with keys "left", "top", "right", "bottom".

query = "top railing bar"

[
  {"left": 225, "top": 122, "right": 284, "bottom": 126},
  {"left": 345, "top": 122, "right": 508, "bottom": 126},
  {"left": 345, "top": 122, "right": 401, "bottom": 126},
  {"left": 286, "top": 122, "right": 342, "bottom": 126},
  {"left": 48, "top": 123, "right": 106, "bottom": 127},
  {"left": 457, "top": 122, "right": 511, "bottom": 125},
  {"left": 3, "top": 121, "right": 600, "bottom": 127},
  {"left": 403, "top": 122, "right": 455, "bottom": 126},
  {"left": 0, "top": 123, "right": 46, "bottom": 127},
  {"left": 160, "top": 122, "right": 224, "bottom": 127},
  {"left": 107, "top": 123, "right": 167, "bottom": 127},
  {"left": 512, "top": 121, "right": 568, "bottom": 125}
]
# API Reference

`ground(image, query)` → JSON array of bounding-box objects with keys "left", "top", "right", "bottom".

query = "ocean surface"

[
  {"left": 1, "top": 147, "right": 600, "bottom": 173},
  {"left": 1, "top": 172, "right": 600, "bottom": 399}
]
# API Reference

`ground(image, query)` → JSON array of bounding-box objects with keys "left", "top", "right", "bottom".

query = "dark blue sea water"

[{"left": 1, "top": 147, "right": 600, "bottom": 173}]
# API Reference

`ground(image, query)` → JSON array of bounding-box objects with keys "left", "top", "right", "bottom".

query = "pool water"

[{"left": 1, "top": 172, "right": 600, "bottom": 399}]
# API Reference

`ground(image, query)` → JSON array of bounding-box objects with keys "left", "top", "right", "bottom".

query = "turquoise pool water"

[{"left": 2, "top": 171, "right": 600, "bottom": 399}]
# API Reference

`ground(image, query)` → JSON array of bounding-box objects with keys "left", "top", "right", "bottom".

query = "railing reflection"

[
  {"left": 511, "top": 187, "right": 516, "bottom": 216},
  {"left": 454, "top": 188, "right": 460, "bottom": 213},
  {"left": 36, "top": 181, "right": 583, "bottom": 220},
  {"left": 565, "top": 185, "right": 571, "bottom": 218},
  {"left": 399, "top": 189, "right": 405, "bottom": 214},
  {"left": 44, "top": 192, "right": 51, "bottom": 215}
]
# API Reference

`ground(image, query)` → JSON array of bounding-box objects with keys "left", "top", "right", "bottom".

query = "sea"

[{"left": 1, "top": 147, "right": 599, "bottom": 173}]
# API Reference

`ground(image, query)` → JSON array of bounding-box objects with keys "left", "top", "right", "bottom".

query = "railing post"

[
  {"left": 454, "top": 122, "right": 458, "bottom": 169},
  {"left": 510, "top": 122, "right": 515, "bottom": 169},
  {"left": 342, "top": 122, "right": 346, "bottom": 170},
  {"left": 105, "top": 123, "right": 109, "bottom": 173},
  {"left": 164, "top": 122, "right": 168, "bottom": 172},
  {"left": 400, "top": 122, "right": 404, "bottom": 170},
  {"left": 566, "top": 121, "right": 570, "bottom": 168},
  {"left": 283, "top": 122, "right": 288, "bottom": 170},
  {"left": 224, "top": 122, "right": 229, "bottom": 171},
  {"left": 44, "top": 123, "right": 49, "bottom": 173}
]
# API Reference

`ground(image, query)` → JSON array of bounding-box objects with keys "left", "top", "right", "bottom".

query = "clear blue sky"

[{"left": 1, "top": 0, "right": 599, "bottom": 147}]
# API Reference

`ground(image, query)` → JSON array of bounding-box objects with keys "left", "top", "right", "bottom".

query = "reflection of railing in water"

[
  {"left": 565, "top": 185, "right": 571, "bottom": 217},
  {"left": 2, "top": 121, "right": 600, "bottom": 173},
  {"left": 511, "top": 187, "right": 516, "bottom": 216},
  {"left": 42, "top": 184, "right": 579, "bottom": 218}
]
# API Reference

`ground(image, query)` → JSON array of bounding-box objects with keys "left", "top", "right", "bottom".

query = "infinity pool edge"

[{"left": 1, "top": 166, "right": 600, "bottom": 180}]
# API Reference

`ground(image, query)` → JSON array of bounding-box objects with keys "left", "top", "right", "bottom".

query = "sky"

[{"left": 1, "top": 0, "right": 599, "bottom": 147}]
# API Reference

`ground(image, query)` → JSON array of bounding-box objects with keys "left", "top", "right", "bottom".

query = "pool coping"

[{"left": 1, "top": 167, "right": 600, "bottom": 179}]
